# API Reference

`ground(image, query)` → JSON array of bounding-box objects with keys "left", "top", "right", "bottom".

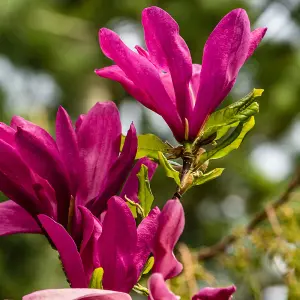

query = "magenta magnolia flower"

[
  {"left": 0, "top": 102, "right": 156, "bottom": 246},
  {"left": 23, "top": 289, "right": 131, "bottom": 300},
  {"left": 95, "top": 7, "right": 267, "bottom": 141},
  {"left": 148, "top": 273, "right": 236, "bottom": 300},
  {"left": 36, "top": 197, "right": 184, "bottom": 292}
]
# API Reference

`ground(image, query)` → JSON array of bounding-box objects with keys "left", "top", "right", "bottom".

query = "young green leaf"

[
  {"left": 158, "top": 152, "right": 180, "bottom": 185},
  {"left": 137, "top": 164, "right": 154, "bottom": 216},
  {"left": 142, "top": 256, "right": 155, "bottom": 275},
  {"left": 121, "top": 134, "right": 172, "bottom": 159},
  {"left": 199, "top": 89, "right": 262, "bottom": 142},
  {"left": 89, "top": 267, "right": 104, "bottom": 289},
  {"left": 199, "top": 116, "right": 255, "bottom": 165},
  {"left": 192, "top": 168, "right": 225, "bottom": 187}
]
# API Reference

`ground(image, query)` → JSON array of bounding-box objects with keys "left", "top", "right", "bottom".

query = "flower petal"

[
  {"left": 77, "top": 102, "right": 121, "bottom": 206},
  {"left": 190, "top": 9, "right": 251, "bottom": 139},
  {"left": 98, "top": 196, "right": 137, "bottom": 292},
  {"left": 135, "top": 207, "right": 160, "bottom": 276},
  {"left": 38, "top": 214, "right": 88, "bottom": 288},
  {"left": 78, "top": 206, "right": 102, "bottom": 282},
  {"left": 75, "top": 115, "right": 85, "bottom": 132},
  {"left": 15, "top": 121, "right": 70, "bottom": 226},
  {"left": 23, "top": 289, "right": 132, "bottom": 300},
  {"left": 148, "top": 273, "right": 179, "bottom": 300},
  {"left": 152, "top": 199, "right": 184, "bottom": 280},
  {"left": 56, "top": 106, "right": 81, "bottom": 195},
  {"left": 142, "top": 6, "right": 193, "bottom": 120},
  {"left": 192, "top": 285, "right": 236, "bottom": 300},
  {"left": 99, "top": 28, "right": 183, "bottom": 140},
  {"left": 95, "top": 66, "right": 157, "bottom": 113},
  {"left": 0, "top": 122, "right": 16, "bottom": 146},
  {"left": 0, "top": 139, "right": 55, "bottom": 216},
  {"left": 247, "top": 27, "right": 267, "bottom": 59},
  {"left": 0, "top": 200, "right": 41, "bottom": 236},
  {"left": 90, "top": 123, "right": 137, "bottom": 216},
  {"left": 120, "top": 157, "right": 157, "bottom": 203}
]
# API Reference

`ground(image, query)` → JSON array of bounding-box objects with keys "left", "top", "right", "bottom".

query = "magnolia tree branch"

[{"left": 198, "top": 168, "right": 300, "bottom": 261}]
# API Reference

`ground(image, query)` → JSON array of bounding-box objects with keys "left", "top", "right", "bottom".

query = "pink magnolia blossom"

[
  {"left": 0, "top": 101, "right": 156, "bottom": 246},
  {"left": 148, "top": 273, "right": 236, "bottom": 300},
  {"left": 95, "top": 6, "right": 267, "bottom": 141},
  {"left": 23, "top": 288, "right": 131, "bottom": 300},
  {"left": 38, "top": 196, "right": 160, "bottom": 291}
]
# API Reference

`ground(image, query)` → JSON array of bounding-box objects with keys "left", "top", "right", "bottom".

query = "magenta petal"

[
  {"left": 247, "top": 27, "right": 267, "bottom": 59},
  {"left": 142, "top": 6, "right": 193, "bottom": 120},
  {"left": 0, "top": 200, "right": 41, "bottom": 236},
  {"left": 98, "top": 196, "right": 138, "bottom": 293},
  {"left": 15, "top": 126, "right": 70, "bottom": 226},
  {"left": 78, "top": 206, "right": 102, "bottom": 282},
  {"left": 91, "top": 123, "right": 137, "bottom": 215},
  {"left": 192, "top": 285, "right": 236, "bottom": 300},
  {"left": 135, "top": 207, "right": 160, "bottom": 276},
  {"left": 95, "top": 66, "right": 157, "bottom": 113},
  {"left": 23, "top": 289, "right": 132, "bottom": 300},
  {"left": 56, "top": 106, "right": 80, "bottom": 195},
  {"left": 152, "top": 199, "right": 184, "bottom": 280},
  {"left": 77, "top": 102, "right": 121, "bottom": 205},
  {"left": 75, "top": 115, "right": 85, "bottom": 133},
  {"left": 38, "top": 214, "right": 88, "bottom": 288},
  {"left": 190, "top": 9, "right": 251, "bottom": 139},
  {"left": 99, "top": 28, "right": 183, "bottom": 140},
  {"left": 120, "top": 157, "right": 157, "bottom": 203},
  {"left": 148, "top": 273, "right": 179, "bottom": 300},
  {"left": 0, "top": 140, "right": 54, "bottom": 216},
  {"left": 0, "top": 122, "right": 16, "bottom": 146}
]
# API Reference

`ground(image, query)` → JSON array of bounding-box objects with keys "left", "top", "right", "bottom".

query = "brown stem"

[{"left": 198, "top": 168, "right": 300, "bottom": 261}]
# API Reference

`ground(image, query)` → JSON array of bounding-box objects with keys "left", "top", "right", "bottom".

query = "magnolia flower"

[
  {"left": 36, "top": 198, "right": 184, "bottom": 292},
  {"left": 0, "top": 102, "right": 156, "bottom": 246},
  {"left": 23, "top": 289, "right": 131, "bottom": 300},
  {"left": 95, "top": 6, "right": 267, "bottom": 142},
  {"left": 148, "top": 273, "right": 236, "bottom": 300}
]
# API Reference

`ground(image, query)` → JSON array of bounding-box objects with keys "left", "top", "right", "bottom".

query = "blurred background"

[{"left": 1, "top": 0, "right": 300, "bottom": 299}]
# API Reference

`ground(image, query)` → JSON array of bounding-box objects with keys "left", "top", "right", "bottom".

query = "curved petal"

[
  {"left": 192, "top": 285, "right": 236, "bottom": 300},
  {"left": 77, "top": 102, "right": 121, "bottom": 206},
  {"left": 190, "top": 9, "right": 251, "bottom": 139},
  {"left": 152, "top": 199, "right": 184, "bottom": 280},
  {"left": 0, "top": 139, "right": 55, "bottom": 216},
  {"left": 142, "top": 6, "right": 193, "bottom": 120},
  {"left": 120, "top": 157, "right": 157, "bottom": 203},
  {"left": 0, "top": 122, "right": 16, "bottom": 146},
  {"left": 99, "top": 28, "right": 183, "bottom": 140},
  {"left": 98, "top": 196, "right": 137, "bottom": 293},
  {"left": 23, "top": 289, "right": 132, "bottom": 300},
  {"left": 78, "top": 206, "right": 102, "bottom": 282},
  {"left": 75, "top": 115, "right": 85, "bottom": 133},
  {"left": 56, "top": 106, "right": 81, "bottom": 195},
  {"left": 90, "top": 123, "right": 137, "bottom": 215},
  {"left": 0, "top": 200, "right": 41, "bottom": 236},
  {"left": 148, "top": 273, "right": 179, "bottom": 300},
  {"left": 247, "top": 27, "right": 267, "bottom": 59},
  {"left": 135, "top": 207, "right": 160, "bottom": 276},
  {"left": 38, "top": 214, "right": 88, "bottom": 288},
  {"left": 95, "top": 66, "right": 157, "bottom": 113},
  {"left": 15, "top": 124, "right": 70, "bottom": 226}
]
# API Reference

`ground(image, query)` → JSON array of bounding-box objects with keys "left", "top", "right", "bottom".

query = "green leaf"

[
  {"left": 142, "top": 256, "right": 155, "bottom": 275},
  {"left": 137, "top": 164, "right": 154, "bottom": 216},
  {"left": 199, "top": 89, "right": 262, "bottom": 142},
  {"left": 158, "top": 152, "right": 180, "bottom": 185},
  {"left": 200, "top": 116, "right": 255, "bottom": 164},
  {"left": 192, "top": 168, "right": 225, "bottom": 187},
  {"left": 121, "top": 134, "right": 172, "bottom": 159},
  {"left": 89, "top": 267, "right": 104, "bottom": 289}
]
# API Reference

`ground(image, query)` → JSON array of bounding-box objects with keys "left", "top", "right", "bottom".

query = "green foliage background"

[{"left": 0, "top": 0, "right": 299, "bottom": 299}]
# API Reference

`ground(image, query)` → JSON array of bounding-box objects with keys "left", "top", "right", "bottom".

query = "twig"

[{"left": 198, "top": 168, "right": 300, "bottom": 261}]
